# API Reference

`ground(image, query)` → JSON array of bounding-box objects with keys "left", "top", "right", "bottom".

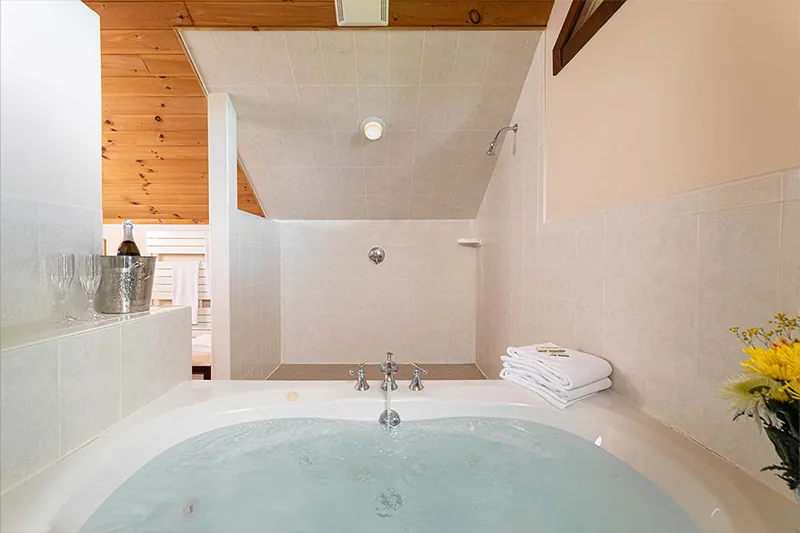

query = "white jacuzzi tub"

[{"left": 1, "top": 380, "right": 796, "bottom": 532}]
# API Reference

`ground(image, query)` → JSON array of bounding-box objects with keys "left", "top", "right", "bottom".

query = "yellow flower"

[
  {"left": 786, "top": 379, "right": 800, "bottom": 400},
  {"left": 723, "top": 375, "right": 785, "bottom": 407},
  {"left": 741, "top": 342, "right": 800, "bottom": 382}
]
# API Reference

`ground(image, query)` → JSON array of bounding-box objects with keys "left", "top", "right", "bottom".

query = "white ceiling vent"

[{"left": 335, "top": 0, "right": 389, "bottom": 27}]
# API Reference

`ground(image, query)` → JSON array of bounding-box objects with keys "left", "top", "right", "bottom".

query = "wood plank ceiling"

[{"left": 87, "top": 0, "right": 553, "bottom": 224}]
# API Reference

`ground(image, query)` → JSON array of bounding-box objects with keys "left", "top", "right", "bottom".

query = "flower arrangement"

[{"left": 724, "top": 313, "right": 799, "bottom": 493}]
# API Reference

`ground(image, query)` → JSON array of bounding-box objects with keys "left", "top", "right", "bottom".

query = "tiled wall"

[
  {"left": 281, "top": 220, "right": 477, "bottom": 364},
  {"left": 0, "top": 196, "right": 102, "bottom": 327},
  {"left": 0, "top": 0, "right": 102, "bottom": 328},
  {"left": 0, "top": 307, "right": 191, "bottom": 494},
  {"left": 475, "top": 41, "right": 800, "bottom": 494},
  {"left": 229, "top": 211, "right": 281, "bottom": 379}
]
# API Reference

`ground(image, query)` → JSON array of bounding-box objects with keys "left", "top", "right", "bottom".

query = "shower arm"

[{"left": 486, "top": 124, "right": 519, "bottom": 156}]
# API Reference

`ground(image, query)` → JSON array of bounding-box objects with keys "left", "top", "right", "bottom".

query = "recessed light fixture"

[{"left": 360, "top": 117, "right": 386, "bottom": 141}]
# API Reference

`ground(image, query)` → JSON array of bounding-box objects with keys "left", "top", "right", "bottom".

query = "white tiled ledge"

[
  {"left": 0, "top": 306, "right": 191, "bottom": 494},
  {"left": 0, "top": 306, "right": 185, "bottom": 352}
]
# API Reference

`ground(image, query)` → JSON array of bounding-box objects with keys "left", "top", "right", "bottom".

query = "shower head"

[{"left": 486, "top": 123, "right": 519, "bottom": 157}]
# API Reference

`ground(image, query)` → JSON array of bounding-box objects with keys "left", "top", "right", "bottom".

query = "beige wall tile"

[
  {"left": 389, "top": 32, "right": 423, "bottom": 85},
  {"left": 0, "top": 342, "right": 58, "bottom": 493},
  {"left": 281, "top": 220, "right": 475, "bottom": 364},
  {"left": 355, "top": 31, "right": 389, "bottom": 85},
  {"left": 698, "top": 172, "right": 782, "bottom": 212},
  {"left": 58, "top": 327, "right": 121, "bottom": 453},
  {"left": 284, "top": 31, "right": 325, "bottom": 85},
  {"left": 783, "top": 167, "right": 800, "bottom": 201},
  {"left": 319, "top": 32, "right": 356, "bottom": 85},
  {"left": 421, "top": 31, "right": 458, "bottom": 85}
]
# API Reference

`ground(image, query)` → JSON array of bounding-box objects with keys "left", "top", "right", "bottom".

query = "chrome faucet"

[
  {"left": 380, "top": 352, "right": 398, "bottom": 391},
  {"left": 409, "top": 362, "right": 427, "bottom": 391},
  {"left": 348, "top": 363, "right": 370, "bottom": 391}
]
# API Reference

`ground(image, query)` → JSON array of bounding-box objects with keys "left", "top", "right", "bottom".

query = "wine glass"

[
  {"left": 47, "top": 253, "right": 75, "bottom": 325},
  {"left": 77, "top": 253, "right": 103, "bottom": 321}
]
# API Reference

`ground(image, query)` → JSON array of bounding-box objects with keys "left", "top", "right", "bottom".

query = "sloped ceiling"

[{"left": 182, "top": 30, "right": 540, "bottom": 220}]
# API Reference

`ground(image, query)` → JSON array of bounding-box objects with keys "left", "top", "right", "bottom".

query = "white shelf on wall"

[{"left": 457, "top": 238, "right": 482, "bottom": 248}]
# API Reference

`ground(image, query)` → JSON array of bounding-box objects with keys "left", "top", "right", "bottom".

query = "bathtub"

[{"left": 1, "top": 380, "right": 796, "bottom": 532}]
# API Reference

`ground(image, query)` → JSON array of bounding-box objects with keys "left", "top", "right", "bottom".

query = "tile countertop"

[{"left": 0, "top": 306, "right": 189, "bottom": 352}]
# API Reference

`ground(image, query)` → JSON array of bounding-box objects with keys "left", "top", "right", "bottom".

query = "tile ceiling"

[{"left": 181, "top": 30, "right": 541, "bottom": 220}]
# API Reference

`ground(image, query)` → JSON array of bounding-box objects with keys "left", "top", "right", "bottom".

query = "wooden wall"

[{"left": 87, "top": 0, "right": 553, "bottom": 223}]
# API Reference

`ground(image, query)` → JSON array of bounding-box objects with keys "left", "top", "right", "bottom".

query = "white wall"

[
  {"left": 0, "top": 0, "right": 102, "bottom": 327},
  {"left": 475, "top": 40, "right": 800, "bottom": 495},
  {"left": 281, "top": 220, "right": 476, "bottom": 364}
]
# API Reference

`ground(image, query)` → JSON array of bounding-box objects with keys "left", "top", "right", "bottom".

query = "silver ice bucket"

[{"left": 96, "top": 256, "right": 157, "bottom": 314}]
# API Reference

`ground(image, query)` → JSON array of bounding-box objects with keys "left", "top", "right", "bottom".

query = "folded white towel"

[
  {"left": 192, "top": 334, "right": 212, "bottom": 353},
  {"left": 504, "top": 343, "right": 612, "bottom": 390},
  {"left": 171, "top": 261, "right": 200, "bottom": 324},
  {"left": 500, "top": 368, "right": 611, "bottom": 409}
]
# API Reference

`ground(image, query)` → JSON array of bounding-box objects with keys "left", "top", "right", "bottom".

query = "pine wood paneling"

[
  {"left": 185, "top": 1, "right": 335, "bottom": 27},
  {"left": 389, "top": 1, "right": 553, "bottom": 27},
  {"left": 140, "top": 54, "right": 196, "bottom": 76},
  {"left": 103, "top": 131, "right": 207, "bottom": 146},
  {"left": 103, "top": 158, "right": 210, "bottom": 173},
  {"left": 86, "top": 2, "right": 192, "bottom": 29},
  {"left": 103, "top": 96, "right": 208, "bottom": 115},
  {"left": 103, "top": 114, "right": 208, "bottom": 132},
  {"left": 100, "top": 30, "right": 184, "bottom": 54},
  {"left": 103, "top": 173, "right": 208, "bottom": 183},
  {"left": 102, "top": 76, "right": 204, "bottom": 96},
  {"left": 101, "top": 54, "right": 150, "bottom": 76},
  {"left": 103, "top": 145, "right": 208, "bottom": 160}
]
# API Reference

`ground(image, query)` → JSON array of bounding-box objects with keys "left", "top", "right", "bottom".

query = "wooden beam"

[
  {"left": 101, "top": 54, "right": 150, "bottom": 76},
  {"left": 100, "top": 30, "right": 184, "bottom": 54},
  {"left": 389, "top": 1, "right": 553, "bottom": 27},
  {"left": 102, "top": 76, "right": 204, "bottom": 97},
  {"left": 184, "top": 1, "right": 335, "bottom": 27},
  {"left": 86, "top": 2, "right": 192, "bottom": 29},
  {"left": 103, "top": 131, "right": 208, "bottom": 146},
  {"left": 182, "top": 0, "right": 552, "bottom": 28},
  {"left": 140, "top": 54, "right": 196, "bottom": 76},
  {"left": 103, "top": 96, "right": 207, "bottom": 115},
  {"left": 103, "top": 114, "right": 208, "bottom": 132}
]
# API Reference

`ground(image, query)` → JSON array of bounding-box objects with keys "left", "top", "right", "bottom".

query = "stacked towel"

[{"left": 500, "top": 343, "right": 612, "bottom": 409}]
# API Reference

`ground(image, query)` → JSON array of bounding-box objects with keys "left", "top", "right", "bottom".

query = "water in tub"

[{"left": 80, "top": 418, "right": 699, "bottom": 533}]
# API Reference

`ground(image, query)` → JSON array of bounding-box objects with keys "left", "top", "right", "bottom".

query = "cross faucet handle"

[
  {"left": 349, "top": 363, "right": 370, "bottom": 391},
  {"left": 409, "top": 362, "right": 427, "bottom": 391},
  {"left": 349, "top": 362, "right": 367, "bottom": 376},
  {"left": 411, "top": 362, "right": 428, "bottom": 375}
]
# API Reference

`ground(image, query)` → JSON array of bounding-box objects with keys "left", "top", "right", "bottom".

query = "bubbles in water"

[
  {"left": 375, "top": 488, "right": 404, "bottom": 518},
  {"left": 180, "top": 499, "right": 198, "bottom": 518}
]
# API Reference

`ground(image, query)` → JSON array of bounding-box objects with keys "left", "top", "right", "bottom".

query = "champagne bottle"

[{"left": 116, "top": 220, "right": 141, "bottom": 256}]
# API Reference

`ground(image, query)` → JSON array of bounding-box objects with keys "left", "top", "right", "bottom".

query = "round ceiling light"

[{"left": 360, "top": 117, "right": 386, "bottom": 141}]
